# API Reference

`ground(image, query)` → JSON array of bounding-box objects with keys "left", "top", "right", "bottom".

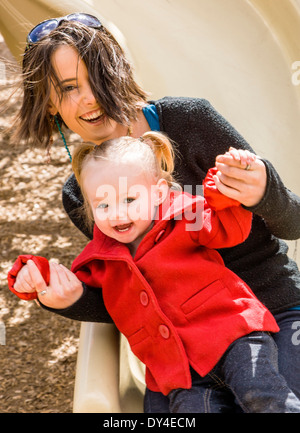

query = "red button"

[
  {"left": 140, "top": 291, "right": 149, "bottom": 306},
  {"left": 159, "top": 325, "right": 170, "bottom": 339}
]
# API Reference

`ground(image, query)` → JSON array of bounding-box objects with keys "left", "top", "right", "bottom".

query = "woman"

[{"left": 11, "top": 13, "right": 300, "bottom": 412}]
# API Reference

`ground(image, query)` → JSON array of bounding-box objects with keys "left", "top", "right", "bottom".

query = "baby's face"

[{"left": 83, "top": 159, "right": 163, "bottom": 245}]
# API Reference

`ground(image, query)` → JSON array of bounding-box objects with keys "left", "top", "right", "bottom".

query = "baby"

[{"left": 8, "top": 132, "right": 300, "bottom": 412}]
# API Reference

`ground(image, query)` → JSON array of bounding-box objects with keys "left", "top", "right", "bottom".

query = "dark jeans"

[{"left": 144, "top": 311, "right": 300, "bottom": 413}]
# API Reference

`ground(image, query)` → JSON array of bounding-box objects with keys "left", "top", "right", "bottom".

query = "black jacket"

[{"left": 47, "top": 97, "right": 300, "bottom": 322}]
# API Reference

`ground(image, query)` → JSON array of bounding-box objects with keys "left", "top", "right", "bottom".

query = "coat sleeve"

[
  {"left": 7, "top": 255, "right": 50, "bottom": 301},
  {"left": 190, "top": 167, "right": 252, "bottom": 249}
]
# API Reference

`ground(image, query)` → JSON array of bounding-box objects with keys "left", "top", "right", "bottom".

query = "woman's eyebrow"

[{"left": 60, "top": 78, "right": 76, "bottom": 84}]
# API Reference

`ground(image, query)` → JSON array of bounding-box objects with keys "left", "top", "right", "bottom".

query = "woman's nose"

[{"left": 82, "top": 83, "right": 97, "bottom": 105}]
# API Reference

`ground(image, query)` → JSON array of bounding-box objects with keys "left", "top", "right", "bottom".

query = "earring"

[{"left": 54, "top": 115, "right": 72, "bottom": 162}]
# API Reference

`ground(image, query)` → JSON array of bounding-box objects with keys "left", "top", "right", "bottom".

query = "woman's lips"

[{"left": 80, "top": 109, "right": 104, "bottom": 123}]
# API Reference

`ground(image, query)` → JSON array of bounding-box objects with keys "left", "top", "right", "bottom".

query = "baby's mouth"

[{"left": 113, "top": 223, "right": 133, "bottom": 233}]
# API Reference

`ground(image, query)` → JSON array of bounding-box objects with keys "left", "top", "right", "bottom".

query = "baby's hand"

[
  {"left": 214, "top": 147, "right": 267, "bottom": 207},
  {"left": 221, "top": 147, "right": 256, "bottom": 170},
  {"left": 13, "top": 261, "right": 39, "bottom": 294},
  {"left": 13, "top": 259, "right": 84, "bottom": 309}
]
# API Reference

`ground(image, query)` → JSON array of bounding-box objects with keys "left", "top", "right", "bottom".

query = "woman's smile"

[{"left": 80, "top": 108, "right": 105, "bottom": 124}]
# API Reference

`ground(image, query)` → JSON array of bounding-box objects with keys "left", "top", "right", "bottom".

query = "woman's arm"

[
  {"left": 197, "top": 100, "right": 300, "bottom": 240},
  {"left": 245, "top": 158, "right": 300, "bottom": 240},
  {"left": 159, "top": 97, "right": 300, "bottom": 241},
  {"left": 62, "top": 173, "right": 93, "bottom": 240},
  {"left": 39, "top": 283, "right": 113, "bottom": 323}
]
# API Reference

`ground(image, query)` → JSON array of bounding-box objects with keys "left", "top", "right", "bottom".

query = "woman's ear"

[
  {"left": 154, "top": 178, "right": 169, "bottom": 206},
  {"left": 47, "top": 101, "right": 58, "bottom": 116}
]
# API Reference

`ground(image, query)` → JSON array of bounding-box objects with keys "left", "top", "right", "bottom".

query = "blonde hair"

[{"left": 72, "top": 131, "right": 180, "bottom": 228}]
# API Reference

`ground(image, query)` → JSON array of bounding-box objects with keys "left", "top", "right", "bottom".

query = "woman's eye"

[
  {"left": 62, "top": 85, "right": 77, "bottom": 93},
  {"left": 125, "top": 197, "right": 135, "bottom": 204}
]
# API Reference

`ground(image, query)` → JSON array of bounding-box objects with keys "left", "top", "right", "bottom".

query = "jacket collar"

[{"left": 155, "top": 189, "right": 201, "bottom": 222}]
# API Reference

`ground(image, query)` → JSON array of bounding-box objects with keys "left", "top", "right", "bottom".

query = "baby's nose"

[{"left": 111, "top": 204, "right": 128, "bottom": 220}]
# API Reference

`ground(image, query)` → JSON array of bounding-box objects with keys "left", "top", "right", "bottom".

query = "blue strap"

[{"left": 142, "top": 104, "right": 160, "bottom": 131}]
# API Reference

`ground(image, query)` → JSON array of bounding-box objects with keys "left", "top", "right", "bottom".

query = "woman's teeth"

[{"left": 81, "top": 109, "right": 103, "bottom": 122}]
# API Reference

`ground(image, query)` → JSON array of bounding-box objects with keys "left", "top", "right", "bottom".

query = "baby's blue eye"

[{"left": 97, "top": 203, "right": 108, "bottom": 209}]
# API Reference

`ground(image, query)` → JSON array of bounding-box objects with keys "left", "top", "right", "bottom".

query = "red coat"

[{"left": 8, "top": 169, "right": 279, "bottom": 395}]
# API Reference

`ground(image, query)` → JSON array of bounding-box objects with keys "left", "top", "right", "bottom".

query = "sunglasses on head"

[{"left": 26, "top": 12, "right": 102, "bottom": 47}]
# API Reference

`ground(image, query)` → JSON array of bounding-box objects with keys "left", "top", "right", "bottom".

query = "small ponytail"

[
  {"left": 141, "top": 131, "right": 174, "bottom": 176},
  {"left": 140, "top": 131, "right": 180, "bottom": 188}
]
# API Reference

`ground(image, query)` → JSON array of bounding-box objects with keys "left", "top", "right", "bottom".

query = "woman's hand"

[
  {"left": 214, "top": 147, "right": 267, "bottom": 207},
  {"left": 13, "top": 259, "right": 84, "bottom": 309}
]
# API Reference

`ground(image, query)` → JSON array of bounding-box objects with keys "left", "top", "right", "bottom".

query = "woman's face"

[{"left": 48, "top": 45, "right": 127, "bottom": 144}]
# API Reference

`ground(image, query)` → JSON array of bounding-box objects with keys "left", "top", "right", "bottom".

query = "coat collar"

[{"left": 155, "top": 189, "right": 201, "bottom": 222}]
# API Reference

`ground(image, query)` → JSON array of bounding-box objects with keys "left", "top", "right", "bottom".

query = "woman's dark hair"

[{"left": 12, "top": 21, "right": 148, "bottom": 148}]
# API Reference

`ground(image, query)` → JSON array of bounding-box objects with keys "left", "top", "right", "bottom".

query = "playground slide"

[{"left": 1, "top": 0, "right": 300, "bottom": 412}]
